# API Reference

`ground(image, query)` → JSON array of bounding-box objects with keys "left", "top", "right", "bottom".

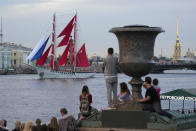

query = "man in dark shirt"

[{"left": 136, "top": 77, "right": 173, "bottom": 118}]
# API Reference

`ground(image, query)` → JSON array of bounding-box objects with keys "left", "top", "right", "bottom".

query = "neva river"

[{"left": 1, "top": 72, "right": 196, "bottom": 128}]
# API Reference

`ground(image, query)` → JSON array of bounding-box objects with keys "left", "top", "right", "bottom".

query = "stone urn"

[{"left": 109, "top": 25, "right": 164, "bottom": 102}]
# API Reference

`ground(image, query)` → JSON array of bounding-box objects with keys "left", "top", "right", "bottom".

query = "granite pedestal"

[{"left": 102, "top": 110, "right": 148, "bottom": 129}]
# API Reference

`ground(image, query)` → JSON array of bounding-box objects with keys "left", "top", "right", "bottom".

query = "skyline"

[{"left": 0, "top": 0, "right": 196, "bottom": 58}]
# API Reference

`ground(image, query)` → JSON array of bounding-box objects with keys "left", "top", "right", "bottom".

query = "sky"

[{"left": 0, "top": 0, "right": 196, "bottom": 58}]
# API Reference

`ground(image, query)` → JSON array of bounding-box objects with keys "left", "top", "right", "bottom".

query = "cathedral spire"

[
  {"left": 173, "top": 17, "right": 181, "bottom": 61},
  {"left": 176, "top": 17, "right": 180, "bottom": 44},
  {"left": 177, "top": 17, "right": 179, "bottom": 38}
]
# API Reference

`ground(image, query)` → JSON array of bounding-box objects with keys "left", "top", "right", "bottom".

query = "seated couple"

[{"left": 136, "top": 77, "right": 173, "bottom": 119}]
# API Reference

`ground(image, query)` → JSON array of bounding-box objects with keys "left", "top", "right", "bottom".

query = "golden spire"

[
  {"left": 177, "top": 17, "right": 179, "bottom": 37},
  {"left": 173, "top": 17, "right": 181, "bottom": 61},
  {"left": 176, "top": 17, "right": 179, "bottom": 42}
]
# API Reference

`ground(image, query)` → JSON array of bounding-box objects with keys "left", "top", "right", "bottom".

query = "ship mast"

[
  {"left": 73, "top": 13, "right": 77, "bottom": 73},
  {"left": 52, "top": 13, "right": 56, "bottom": 70}
]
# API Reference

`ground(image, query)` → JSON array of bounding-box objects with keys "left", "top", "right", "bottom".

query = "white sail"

[{"left": 27, "top": 34, "right": 49, "bottom": 61}]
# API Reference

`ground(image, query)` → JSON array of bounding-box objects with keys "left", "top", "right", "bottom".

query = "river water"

[{"left": 0, "top": 72, "right": 196, "bottom": 128}]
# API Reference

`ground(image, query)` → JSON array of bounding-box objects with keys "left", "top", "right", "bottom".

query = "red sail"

[
  {"left": 36, "top": 45, "right": 52, "bottom": 66},
  {"left": 57, "top": 41, "right": 71, "bottom": 66},
  {"left": 57, "top": 26, "right": 73, "bottom": 47},
  {"left": 57, "top": 15, "right": 76, "bottom": 38},
  {"left": 76, "top": 43, "right": 89, "bottom": 67}
]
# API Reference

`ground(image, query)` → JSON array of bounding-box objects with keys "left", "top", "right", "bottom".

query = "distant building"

[
  {"left": 11, "top": 50, "right": 32, "bottom": 68},
  {"left": 186, "top": 48, "right": 195, "bottom": 58},
  {"left": 173, "top": 18, "right": 181, "bottom": 61},
  {"left": 0, "top": 47, "right": 12, "bottom": 68},
  {"left": 192, "top": 49, "right": 195, "bottom": 57},
  {"left": 11, "top": 50, "right": 23, "bottom": 68},
  {"left": 0, "top": 42, "right": 32, "bottom": 68}
]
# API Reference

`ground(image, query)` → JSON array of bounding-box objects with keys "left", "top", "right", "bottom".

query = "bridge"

[{"left": 152, "top": 63, "right": 196, "bottom": 73}]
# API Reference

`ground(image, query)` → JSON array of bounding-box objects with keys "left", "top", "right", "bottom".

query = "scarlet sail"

[
  {"left": 58, "top": 15, "right": 76, "bottom": 38},
  {"left": 76, "top": 43, "right": 89, "bottom": 67},
  {"left": 57, "top": 41, "right": 71, "bottom": 66},
  {"left": 57, "top": 15, "right": 76, "bottom": 47},
  {"left": 28, "top": 13, "right": 95, "bottom": 79},
  {"left": 36, "top": 45, "right": 52, "bottom": 66},
  {"left": 57, "top": 27, "right": 73, "bottom": 47}
]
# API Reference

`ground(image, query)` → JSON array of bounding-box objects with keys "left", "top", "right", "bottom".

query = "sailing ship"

[{"left": 27, "top": 13, "right": 95, "bottom": 79}]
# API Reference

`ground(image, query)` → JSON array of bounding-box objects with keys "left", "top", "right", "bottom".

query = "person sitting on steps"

[
  {"left": 117, "top": 82, "right": 132, "bottom": 103},
  {"left": 58, "top": 108, "right": 78, "bottom": 131},
  {"left": 79, "top": 85, "right": 92, "bottom": 117},
  {"left": 136, "top": 77, "right": 173, "bottom": 119}
]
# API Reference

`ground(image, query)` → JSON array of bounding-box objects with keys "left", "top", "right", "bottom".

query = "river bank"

[
  {"left": 1, "top": 73, "right": 196, "bottom": 128},
  {"left": 0, "top": 67, "right": 37, "bottom": 75}
]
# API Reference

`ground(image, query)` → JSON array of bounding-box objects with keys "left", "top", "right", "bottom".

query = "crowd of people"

[
  {"left": 0, "top": 107, "right": 81, "bottom": 131},
  {"left": 0, "top": 82, "right": 132, "bottom": 131},
  {"left": 0, "top": 84, "right": 95, "bottom": 131},
  {"left": 0, "top": 47, "right": 174, "bottom": 131}
]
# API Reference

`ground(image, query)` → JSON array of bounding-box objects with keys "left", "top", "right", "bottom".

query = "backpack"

[
  {"left": 80, "top": 94, "right": 90, "bottom": 116},
  {"left": 67, "top": 117, "right": 78, "bottom": 131}
]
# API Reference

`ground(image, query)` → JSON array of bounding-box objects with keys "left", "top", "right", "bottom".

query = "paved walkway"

[
  {"left": 181, "top": 128, "right": 196, "bottom": 131},
  {"left": 80, "top": 127, "right": 196, "bottom": 131}
]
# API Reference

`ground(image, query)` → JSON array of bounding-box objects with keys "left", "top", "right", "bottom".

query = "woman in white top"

[{"left": 118, "top": 82, "right": 132, "bottom": 103}]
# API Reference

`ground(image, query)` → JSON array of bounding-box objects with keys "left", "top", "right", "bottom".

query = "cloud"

[
  {"left": 1, "top": 0, "right": 196, "bottom": 57},
  {"left": 0, "top": 0, "right": 51, "bottom": 7},
  {"left": 1, "top": 0, "right": 194, "bottom": 18},
  {"left": 0, "top": 0, "right": 75, "bottom": 17}
]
